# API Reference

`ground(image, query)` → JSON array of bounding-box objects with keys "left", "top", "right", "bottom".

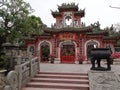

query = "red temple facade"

[{"left": 26, "top": 3, "right": 119, "bottom": 64}]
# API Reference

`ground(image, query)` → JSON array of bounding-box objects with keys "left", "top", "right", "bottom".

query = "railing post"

[
  {"left": 29, "top": 53, "right": 33, "bottom": 78},
  {"left": 15, "top": 56, "right": 22, "bottom": 90},
  {"left": 38, "top": 58, "right": 40, "bottom": 71}
]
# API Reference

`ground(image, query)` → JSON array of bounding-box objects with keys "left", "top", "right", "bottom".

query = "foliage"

[
  {"left": 0, "top": 0, "right": 34, "bottom": 43},
  {"left": 62, "top": 49, "right": 74, "bottom": 56},
  {"left": 90, "top": 21, "right": 120, "bottom": 37},
  {"left": 42, "top": 45, "right": 50, "bottom": 57},
  {"left": 24, "top": 15, "right": 44, "bottom": 35},
  {"left": 0, "top": 0, "right": 45, "bottom": 69},
  {"left": 0, "top": 0, "right": 31, "bottom": 69},
  {"left": 0, "top": 47, "right": 7, "bottom": 70},
  {"left": 104, "top": 25, "right": 115, "bottom": 36}
]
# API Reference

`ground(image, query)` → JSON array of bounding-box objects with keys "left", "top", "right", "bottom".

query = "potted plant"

[
  {"left": 78, "top": 53, "right": 85, "bottom": 64},
  {"left": 49, "top": 54, "right": 55, "bottom": 63}
]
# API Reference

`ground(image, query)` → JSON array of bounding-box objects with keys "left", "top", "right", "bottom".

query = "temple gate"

[{"left": 26, "top": 3, "right": 118, "bottom": 64}]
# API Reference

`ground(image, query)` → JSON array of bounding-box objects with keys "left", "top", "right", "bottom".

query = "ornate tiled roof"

[
  {"left": 74, "top": 9, "right": 85, "bottom": 17},
  {"left": 44, "top": 26, "right": 93, "bottom": 33},
  {"left": 87, "top": 31, "right": 108, "bottom": 36},
  {"left": 51, "top": 3, "right": 85, "bottom": 18},
  {"left": 30, "top": 33, "right": 51, "bottom": 39},
  {"left": 103, "top": 36, "right": 118, "bottom": 40},
  {"left": 51, "top": 11, "right": 62, "bottom": 18},
  {"left": 58, "top": 3, "right": 78, "bottom": 12}
]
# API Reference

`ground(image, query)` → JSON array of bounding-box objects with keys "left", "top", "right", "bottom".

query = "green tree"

[
  {"left": 22, "top": 15, "right": 44, "bottom": 36},
  {"left": 0, "top": 0, "right": 33, "bottom": 43},
  {"left": 0, "top": 0, "right": 45, "bottom": 69},
  {"left": 104, "top": 24, "right": 119, "bottom": 36}
]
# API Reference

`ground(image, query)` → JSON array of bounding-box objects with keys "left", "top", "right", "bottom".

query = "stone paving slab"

[
  {"left": 40, "top": 63, "right": 120, "bottom": 74},
  {"left": 89, "top": 71, "right": 120, "bottom": 90},
  {"left": 40, "top": 63, "right": 91, "bottom": 73}
]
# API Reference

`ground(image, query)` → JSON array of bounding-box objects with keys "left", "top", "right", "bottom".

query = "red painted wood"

[{"left": 61, "top": 56, "right": 75, "bottom": 63}]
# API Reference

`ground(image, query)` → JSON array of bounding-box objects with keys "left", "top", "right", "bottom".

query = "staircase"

[
  {"left": 113, "top": 58, "right": 120, "bottom": 65},
  {"left": 21, "top": 72, "right": 89, "bottom": 90}
]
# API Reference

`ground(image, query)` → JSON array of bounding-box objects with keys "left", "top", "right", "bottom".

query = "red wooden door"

[{"left": 60, "top": 45, "right": 75, "bottom": 63}]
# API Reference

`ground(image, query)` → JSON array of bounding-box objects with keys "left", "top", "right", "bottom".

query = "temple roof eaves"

[
  {"left": 103, "top": 36, "right": 118, "bottom": 40},
  {"left": 51, "top": 10, "right": 62, "bottom": 18},
  {"left": 87, "top": 31, "right": 109, "bottom": 36},
  {"left": 58, "top": 3, "right": 79, "bottom": 12},
  {"left": 44, "top": 26, "right": 93, "bottom": 33},
  {"left": 74, "top": 9, "right": 85, "bottom": 17}
]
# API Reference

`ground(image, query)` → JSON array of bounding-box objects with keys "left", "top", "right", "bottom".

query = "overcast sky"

[{"left": 24, "top": 0, "right": 120, "bottom": 29}]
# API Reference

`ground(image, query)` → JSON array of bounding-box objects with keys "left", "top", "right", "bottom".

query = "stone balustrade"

[{"left": 3, "top": 56, "right": 39, "bottom": 90}]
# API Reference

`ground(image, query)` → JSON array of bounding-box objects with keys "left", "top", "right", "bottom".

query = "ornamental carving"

[
  {"left": 60, "top": 33, "right": 74, "bottom": 40},
  {"left": 6, "top": 71, "right": 18, "bottom": 90},
  {"left": 89, "top": 71, "right": 120, "bottom": 90}
]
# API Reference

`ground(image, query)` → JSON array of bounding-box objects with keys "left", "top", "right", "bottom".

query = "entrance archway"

[
  {"left": 85, "top": 40, "right": 100, "bottom": 60},
  {"left": 60, "top": 41, "right": 75, "bottom": 63},
  {"left": 40, "top": 41, "right": 50, "bottom": 62}
]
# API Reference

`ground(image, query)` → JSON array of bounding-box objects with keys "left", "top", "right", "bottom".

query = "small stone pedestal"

[
  {"left": 89, "top": 71, "right": 120, "bottom": 90},
  {"left": 54, "top": 58, "right": 60, "bottom": 64},
  {"left": 91, "top": 66, "right": 111, "bottom": 71}
]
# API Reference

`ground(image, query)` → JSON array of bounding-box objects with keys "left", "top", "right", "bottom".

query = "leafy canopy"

[
  {"left": 0, "top": 0, "right": 44, "bottom": 69},
  {"left": 0, "top": 0, "right": 44, "bottom": 44}
]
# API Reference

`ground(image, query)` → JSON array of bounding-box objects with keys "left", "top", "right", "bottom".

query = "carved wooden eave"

[
  {"left": 87, "top": 31, "right": 108, "bottom": 36},
  {"left": 74, "top": 9, "right": 85, "bottom": 17},
  {"left": 31, "top": 33, "right": 51, "bottom": 37},
  {"left": 103, "top": 36, "right": 118, "bottom": 40},
  {"left": 32, "top": 33, "right": 51, "bottom": 39},
  {"left": 44, "top": 26, "right": 93, "bottom": 33},
  {"left": 103, "top": 36, "right": 117, "bottom": 43},
  {"left": 58, "top": 3, "right": 78, "bottom": 12},
  {"left": 51, "top": 10, "right": 62, "bottom": 18}
]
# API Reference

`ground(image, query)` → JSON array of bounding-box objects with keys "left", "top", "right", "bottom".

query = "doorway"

[
  {"left": 60, "top": 41, "right": 75, "bottom": 63},
  {"left": 40, "top": 42, "right": 50, "bottom": 62}
]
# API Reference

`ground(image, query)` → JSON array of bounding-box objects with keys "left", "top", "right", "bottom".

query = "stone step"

[
  {"left": 22, "top": 87, "right": 87, "bottom": 90},
  {"left": 35, "top": 74, "right": 88, "bottom": 79},
  {"left": 21, "top": 72, "right": 89, "bottom": 90},
  {"left": 31, "top": 77, "right": 89, "bottom": 84},
  {"left": 39, "top": 72, "right": 88, "bottom": 75},
  {"left": 37, "top": 73, "right": 88, "bottom": 76},
  {"left": 113, "top": 59, "right": 120, "bottom": 65},
  {"left": 26, "top": 82, "right": 89, "bottom": 90}
]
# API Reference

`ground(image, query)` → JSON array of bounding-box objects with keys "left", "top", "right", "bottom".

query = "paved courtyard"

[{"left": 40, "top": 63, "right": 120, "bottom": 74}]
